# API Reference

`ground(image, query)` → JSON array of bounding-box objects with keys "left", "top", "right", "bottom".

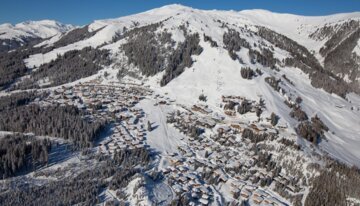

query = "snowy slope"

[
  {"left": 23, "top": 5, "right": 360, "bottom": 67},
  {"left": 354, "top": 39, "right": 360, "bottom": 56},
  {"left": 144, "top": 37, "right": 360, "bottom": 167},
  {"left": 13, "top": 4, "right": 360, "bottom": 167},
  {"left": 239, "top": 9, "right": 360, "bottom": 50}
]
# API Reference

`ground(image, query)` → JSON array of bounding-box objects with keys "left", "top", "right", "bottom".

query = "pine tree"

[
  {"left": 147, "top": 121, "right": 152, "bottom": 132},
  {"left": 270, "top": 112, "right": 279, "bottom": 126}
]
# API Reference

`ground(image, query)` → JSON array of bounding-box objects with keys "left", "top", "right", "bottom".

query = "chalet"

[
  {"left": 231, "top": 188, "right": 240, "bottom": 196},
  {"left": 213, "top": 169, "right": 226, "bottom": 177},
  {"left": 119, "top": 145, "right": 127, "bottom": 150},
  {"left": 192, "top": 104, "right": 212, "bottom": 114},
  {"left": 196, "top": 118, "right": 216, "bottom": 128},
  {"left": 222, "top": 95, "right": 244, "bottom": 103},
  {"left": 124, "top": 136, "right": 132, "bottom": 142},
  {"left": 199, "top": 198, "right": 209, "bottom": 205},
  {"left": 240, "top": 189, "right": 251, "bottom": 199},
  {"left": 212, "top": 112, "right": 225, "bottom": 121},
  {"left": 193, "top": 179, "right": 202, "bottom": 187},
  {"left": 224, "top": 110, "right": 236, "bottom": 116},
  {"left": 253, "top": 189, "right": 267, "bottom": 198},
  {"left": 200, "top": 186, "right": 210, "bottom": 194},
  {"left": 202, "top": 194, "right": 209, "bottom": 200},
  {"left": 227, "top": 138, "right": 236, "bottom": 145},
  {"left": 218, "top": 157, "right": 228, "bottom": 164},
  {"left": 191, "top": 192, "right": 199, "bottom": 199},
  {"left": 286, "top": 185, "right": 296, "bottom": 193},
  {"left": 187, "top": 173, "right": 197, "bottom": 180},
  {"left": 253, "top": 196, "right": 264, "bottom": 204},
  {"left": 217, "top": 126, "right": 231, "bottom": 134},
  {"left": 230, "top": 124, "right": 242, "bottom": 132},
  {"left": 264, "top": 197, "right": 275, "bottom": 205},
  {"left": 218, "top": 174, "right": 229, "bottom": 183},
  {"left": 250, "top": 124, "right": 262, "bottom": 133},
  {"left": 178, "top": 166, "right": 188, "bottom": 172},
  {"left": 173, "top": 184, "right": 183, "bottom": 194},
  {"left": 135, "top": 144, "right": 144, "bottom": 149}
]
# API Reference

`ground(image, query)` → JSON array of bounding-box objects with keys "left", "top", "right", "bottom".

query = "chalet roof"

[
  {"left": 253, "top": 196, "right": 264, "bottom": 203},
  {"left": 240, "top": 189, "right": 251, "bottom": 197},
  {"left": 199, "top": 186, "right": 209, "bottom": 193},
  {"left": 253, "top": 189, "right": 267, "bottom": 197},
  {"left": 192, "top": 187, "right": 200, "bottom": 192},
  {"left": 178, "top": 176, "right": 187, "bottom": 183},
  {"left": 199, "top": 198, "right": 209, "bottom": 205},
  {"left": 173, "top": 184, "right": 182, "bottom": 193},
  {"left": 202, "top": 194, "right": 209, "bottom": 199},
  {"left": 191, "top": 192, "right": 199, "bottom": 198},
  {"left": 187, "top": 173, "right": 197, "bottom": 180},
  {"left": 217, "top": 125, "right": 231, "bottom": 132}
]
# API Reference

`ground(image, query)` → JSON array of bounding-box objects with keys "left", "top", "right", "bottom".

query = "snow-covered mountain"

[
  {"left": 0, "top": 20, "right": 74, "bottom": 51},
  {"left": 0, "top": 20, "right": 74, "bottom": 40},
  {"left": 0, "top": 4, "right": 360, "bottom": 206}
]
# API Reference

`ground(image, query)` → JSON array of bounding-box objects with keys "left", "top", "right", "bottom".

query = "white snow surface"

[
  {"left": 354, "top": 39, "right": 360, "bottom": 56},
  {"left": 145, "top": 39, "right": 360, "bottom": 167},
  {"left": 137, "top": 98, "right": 186, "bottom": 154}
]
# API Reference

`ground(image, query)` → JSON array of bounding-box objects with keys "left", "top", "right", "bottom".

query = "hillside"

[{"left": 0, "top": 4, "right": 359, "bottom": 206}]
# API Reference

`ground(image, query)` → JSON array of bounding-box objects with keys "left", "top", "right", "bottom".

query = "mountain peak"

[{"left": 158, "top": 4, "right": 194, "bottom": 11}]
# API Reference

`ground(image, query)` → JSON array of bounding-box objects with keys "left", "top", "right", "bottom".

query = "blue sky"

[{"left": 1, "top": 0, "right": 359, "bottom": 25}]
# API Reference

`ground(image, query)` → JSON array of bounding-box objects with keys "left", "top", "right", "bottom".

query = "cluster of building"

[
  {"left": 162, "top": 154, "right": 215, "bottom": 205},
  {"left": 41, "top": 81, "right": 302, "bottom": 205},
  {"left": 161, "top": 96, "right": 296, "bottom": 205},
  {"left": 43, "top": 80, "right": 152, "bottom": 156}
]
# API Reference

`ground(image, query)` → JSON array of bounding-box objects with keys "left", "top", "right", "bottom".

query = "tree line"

[
  {"left": 0, "top": 103, "right": 107, "bottom": 148},
  {"left": 160, "top": 32, "right": 203, "bottom": 86},
  {"left": 16, "top": 46, "right": 111, "bottom": 89},
  {"left": 296, "top": 115, "right": 329, "bottom": 145},
  {"left": 0, "top": 133, "right": 51, "bottom": 179},
  {"left": 223, "top": 29, "right": 250, "bottom": 60},
  {"left": 257, "top": 26, "right": 352, "bottom": 98}
]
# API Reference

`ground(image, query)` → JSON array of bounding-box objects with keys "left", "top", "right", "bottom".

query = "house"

[
  {"left": 178, "top": 176, "right": 187, "bottom": 183},
  {"left": 253, "top": 196, "right": 264, "bottom": 204},
  {"left": 286, "top": 185, "right": 296, "bottom": 193},
  {"left": 218, "top": 174, "right": 228, "bottom": 183},
  {"left": 182, "top": 185, "right": 190, "bottom": 192},
  {"left": 202, "top": 194, "right": 209, "bottom": 200},
  {"left": 196, "top": 118, "right": 216, "bottom": 128},
  {"left": 230, "top": 124, "right": 242, "bottom": 132},
  {"left": 231, "top": 188, "right": 240, "bottom": 195},
  {"left": 264, "top": 197, "right": 275, "bottom": 205},
  {"left": 173, "top": 184, "right": 183, "bottom": 194},
  {"left": 199, "top": 198, "right": 209, "bottom": 205},
  {"left": 200, "top": 186, "right": 210, "bottom": 194},
  {"left": 240, "top": 189, "right": 251, "bottom": 199},
  {"left": 191, "top": 192, "right": 199, "bottom": 199},
  {"left": 217, "top": 126, "right": 231, "bottom": 134},
  {"left": 224, "top": 110, "right": 236, "bottom": 116},
  {"left": 253, "top": 189, "right": 267, "bottom": 198}
]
